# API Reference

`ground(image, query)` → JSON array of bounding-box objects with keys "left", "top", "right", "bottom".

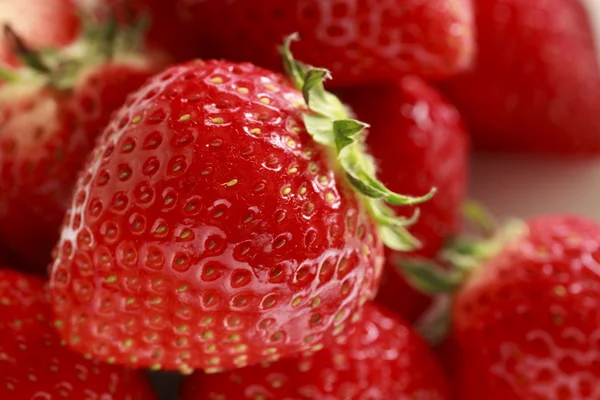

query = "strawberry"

[
  {"left": 140, "top": 0, "right": 475, "bottom": 87},
  {"left": 180, "top": 302, "right": 451, "bottom": 400},
  {"left": 0, "top": 14, "right": 167, "bottom": 272},
  {"left": 0, "top": 0, "right": 79, "bottom": 66},
  {"left": 407, "top": 215, "right": 600, "bottom": 399},
  {"left": 0, "top": 268, "right": 156, "bottom": 399},
  {"left": 49, "top": 37, "right": 432, "bottom": 373},
  {"left": 440, "top": 0, "right": 600, "bottom": 154},
  {"left": 339, "top": 76, "right": 469, "bottom": 322}
]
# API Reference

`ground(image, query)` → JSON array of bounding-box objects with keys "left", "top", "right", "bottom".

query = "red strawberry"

[
  {"left": 49, "top": 38, "right": 429, "bottom": 373},
  {"left": 139, "top": 0, "right": 475, "bottom": 86},
  {"left": 0, "top": 0, "right": 79, "bottom": 66},
  {"left": 339, "top": 76, "right": 469, "bottom": 322},
  {"left": 180, "top": 302, "right": 451, "bottom": 400},
  {"left": 0, "top": 16, "right": 167, "bottom": 272},
  {"left": 0, "top": 268, "right": 156, "bottom": 399},
  {"left": 410, "top": 215, "right": 600, "bottom": 399},
  {"left": 440, "top": 0, "right": 600, "bottom": 154}
]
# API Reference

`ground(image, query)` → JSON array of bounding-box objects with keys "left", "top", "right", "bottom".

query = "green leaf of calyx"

[
  {"left": 395, "top": 257, "right": 463, "bottom": 294},
  {"left": 279, "top": 35, "right": 437, "bottom": 252}
]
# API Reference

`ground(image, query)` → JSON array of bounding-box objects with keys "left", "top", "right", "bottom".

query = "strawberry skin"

[
  {"left": 180, "top": 302, "right": 451, "bottom": 400},
  {"left": 440, "top": 0, "right": 600, "bottom": 154},
  {"left": 340, "top": 76, "right": 469, "bottom": 322},
  {"left": 0, "top": 0, "right": 79, "bottom": 66},
  {"left": 0, "top": 268, "right": 156, "bottom": 400},
  {"left": 145, "top": 0, "right": 475, "bottom": 86},
  {"left": 447, "top": 215, "right": 600, "bottom": 399},
  {"left": 49, "top": 59, "right": 385, "bottom": 373},
  {"left": 0, "top": 26, "right": 166, "bottom": 272}
]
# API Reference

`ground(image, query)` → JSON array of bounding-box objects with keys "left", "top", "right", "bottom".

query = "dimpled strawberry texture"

[
  {"left": 0, "top": 269, "right": 156, "bottom": 400},
  {"left": 340, "top": 76, "right": 468, "bottom": 322},
  {"left": 0, "top": 64, "right": 161, "bottom": 271},
  {"left": 449, "top": 216, "right": 600, "bottom": 399},
  {"left": 49, "top": 60, "right": 384, "bottom": 372},
  {"left": 180, "top": 303, "right": 451, "bottom": 400},
  {"left": 164, "top": 0, "right": 475, "bottom": 86}
]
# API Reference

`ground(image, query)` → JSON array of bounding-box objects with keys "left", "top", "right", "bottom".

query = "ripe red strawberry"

[
  {"left": 414, "top": 215, "right": 600, "bottom": 399},
  {"left": 339, "top": 76, "right": 469, "bottom": 322},
  {"left": 49, "top": 38, "right": 429, "bottom": 373},
  {"left": 180, "top": 302, "right": 451, "bottom": 400},
  {"left": 0, "top": 0, "right": 79, "bottom": 66},
  {"left": 140, "top": 0, "right": 475, "bottom": 87},
  {"left": 0, "top": 268, "right": 156, "bottom": 399},
  {"left": 440, "top": 0, "right": 600, "bottom": 154},
  {"left": 0, "top": 16, "right": 167, "bottom": 272}
]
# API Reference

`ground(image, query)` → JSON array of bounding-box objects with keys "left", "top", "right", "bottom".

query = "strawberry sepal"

[{"left": 280, "top": 34, "right": 436, "bottom": 251}]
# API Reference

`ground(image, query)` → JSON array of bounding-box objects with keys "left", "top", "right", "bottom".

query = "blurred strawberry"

[
  {"left": 180, "top": 303, "right": 451, "bottom": 400},
  {"left": 405, "top": 215, "right": 600, "bottom": 399},
  {"left": 0, "top": 268, "right": 157, "bottom": 399},
  {"left": 143, "top": 0, "right": 475, "bottom": 86},
  {"left": 0, "top": 0, "right": 79, "bottom": 66},
  {"left": 440, "top": 0, "right": 600, "bottom": 154},
  {"left": 340, "top": 76, "right": 469, "bottom": 322},
  {"left": 0, "top": 14, "right": 167, "bottom": 272}
]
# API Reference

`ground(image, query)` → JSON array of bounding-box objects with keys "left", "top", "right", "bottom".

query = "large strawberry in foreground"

[
  {"left": 440, "top": 0, "right": 600, "bottom": 154},
  {"left": 152, "top": 0, "right": 475, "bottom": 86},
  {"left": 0, "top": 15, "right": 167, "bottom": 272},
  {"left": 408, "top": 215, "right": 600, "bottom": 399},
  {"left": 180, "top": 302, "right": 451, "bottom": 400},
  {"left": 0, "top": 268, "right": 156, "bottom": 400},
  {"left": 339, "top": 76, "right": 469, "bottom": 322},
  {"left": 49, "top": 37, "right": 431, "bottom": 373}
]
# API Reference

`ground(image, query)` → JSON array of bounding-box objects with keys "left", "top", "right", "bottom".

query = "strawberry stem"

[
  {"left": 3, "top": 25, "right": 52, "bottom": 75},
  {"left": 279, "top": 35, "right": 436, "bottom": 251}
]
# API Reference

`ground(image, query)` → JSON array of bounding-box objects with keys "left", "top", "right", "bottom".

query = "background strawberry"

[
  {"left": 136, "top": 0, "right": 475, "bottom": 87},
  {"left": 0, "top": 0, "right": 79, "bottom": 66},
  {"left": 0, "top": 268, "right": 156, "bottom": 399},
  {"left": 440, "top": 0, "right": 600, "bottom": 154},
  {"left": 0, "top": 14, "right": 167, "bottom": 272},
  {"left": 431, "top": 215, "right": 600, "bottom": 399},
  {"left": 339, "top": 76, "right": 469, "bottom": 322},
  {"left": 180, "top": 302, "right": 451, "bottom": 400},
  {"left": 49, "top": 41, "right": 427, "bottom": 373}
]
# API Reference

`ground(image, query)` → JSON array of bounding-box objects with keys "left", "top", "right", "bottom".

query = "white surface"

[{"left": 468, "top": 155, "right": 600, "bottom": 221}]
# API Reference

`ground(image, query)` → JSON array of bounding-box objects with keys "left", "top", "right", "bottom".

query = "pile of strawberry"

[{"left": 1, "top": 0, "right": 599, "bottom": 399}]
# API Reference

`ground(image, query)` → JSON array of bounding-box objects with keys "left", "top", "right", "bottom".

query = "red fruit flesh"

[
  {"left": 0, "top": 54, "right": 163, "bottom": 272},
  {"left": 340, "top": 76, "right": 469, "bottom": 322},
  {"left": 440, "top": 0, "right": 600, "bottom": 154},
  {"left": 181, "top": 302, "right": 451, "bottom": 400},
  {"left": 0, "top": 0, "right": 79, "bottom": 65},
  {"left": 0, "top": 268, "right": 156, "bottom": 400},
  {"left": 155, "top": 0, "right": 475, "bottom": 86},
  {"left": 448, "top": 215, "right": 600, "bottom": 399},
  {"left": 50, "top": 59, "right": 384, "bottom": 372}
]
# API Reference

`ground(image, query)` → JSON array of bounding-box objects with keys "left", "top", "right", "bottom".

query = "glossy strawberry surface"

[
  {"left": 49, "top": 59, "right": 384, "bottom": 373},
  {"left": 0, "top": 44, "right": 164, "bottom": 272},
  {"left": 180, "top": 302, "right": 451, "bottom": 400},
  {"left": 0, "top": 268, "right": 156, "bottom": 400},
  {"left": 143, "top": 0, "right": 475, "bottom": 86},
  {"left": 340, "top": 76, "right": 468, "bottom": 322},
  {"left": 447, "top": 215, "right": 600, "bottom": 399}
]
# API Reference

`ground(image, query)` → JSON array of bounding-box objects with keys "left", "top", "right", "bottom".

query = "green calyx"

[
  {"left": 280, "top": 34, "right": 436, "bottom": 252},
  {"left": 0, "top": 8, "right": 149, "bottom": 90},
  {"left": 397, "top": 203, "right": 528, "bottom": 295}
]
